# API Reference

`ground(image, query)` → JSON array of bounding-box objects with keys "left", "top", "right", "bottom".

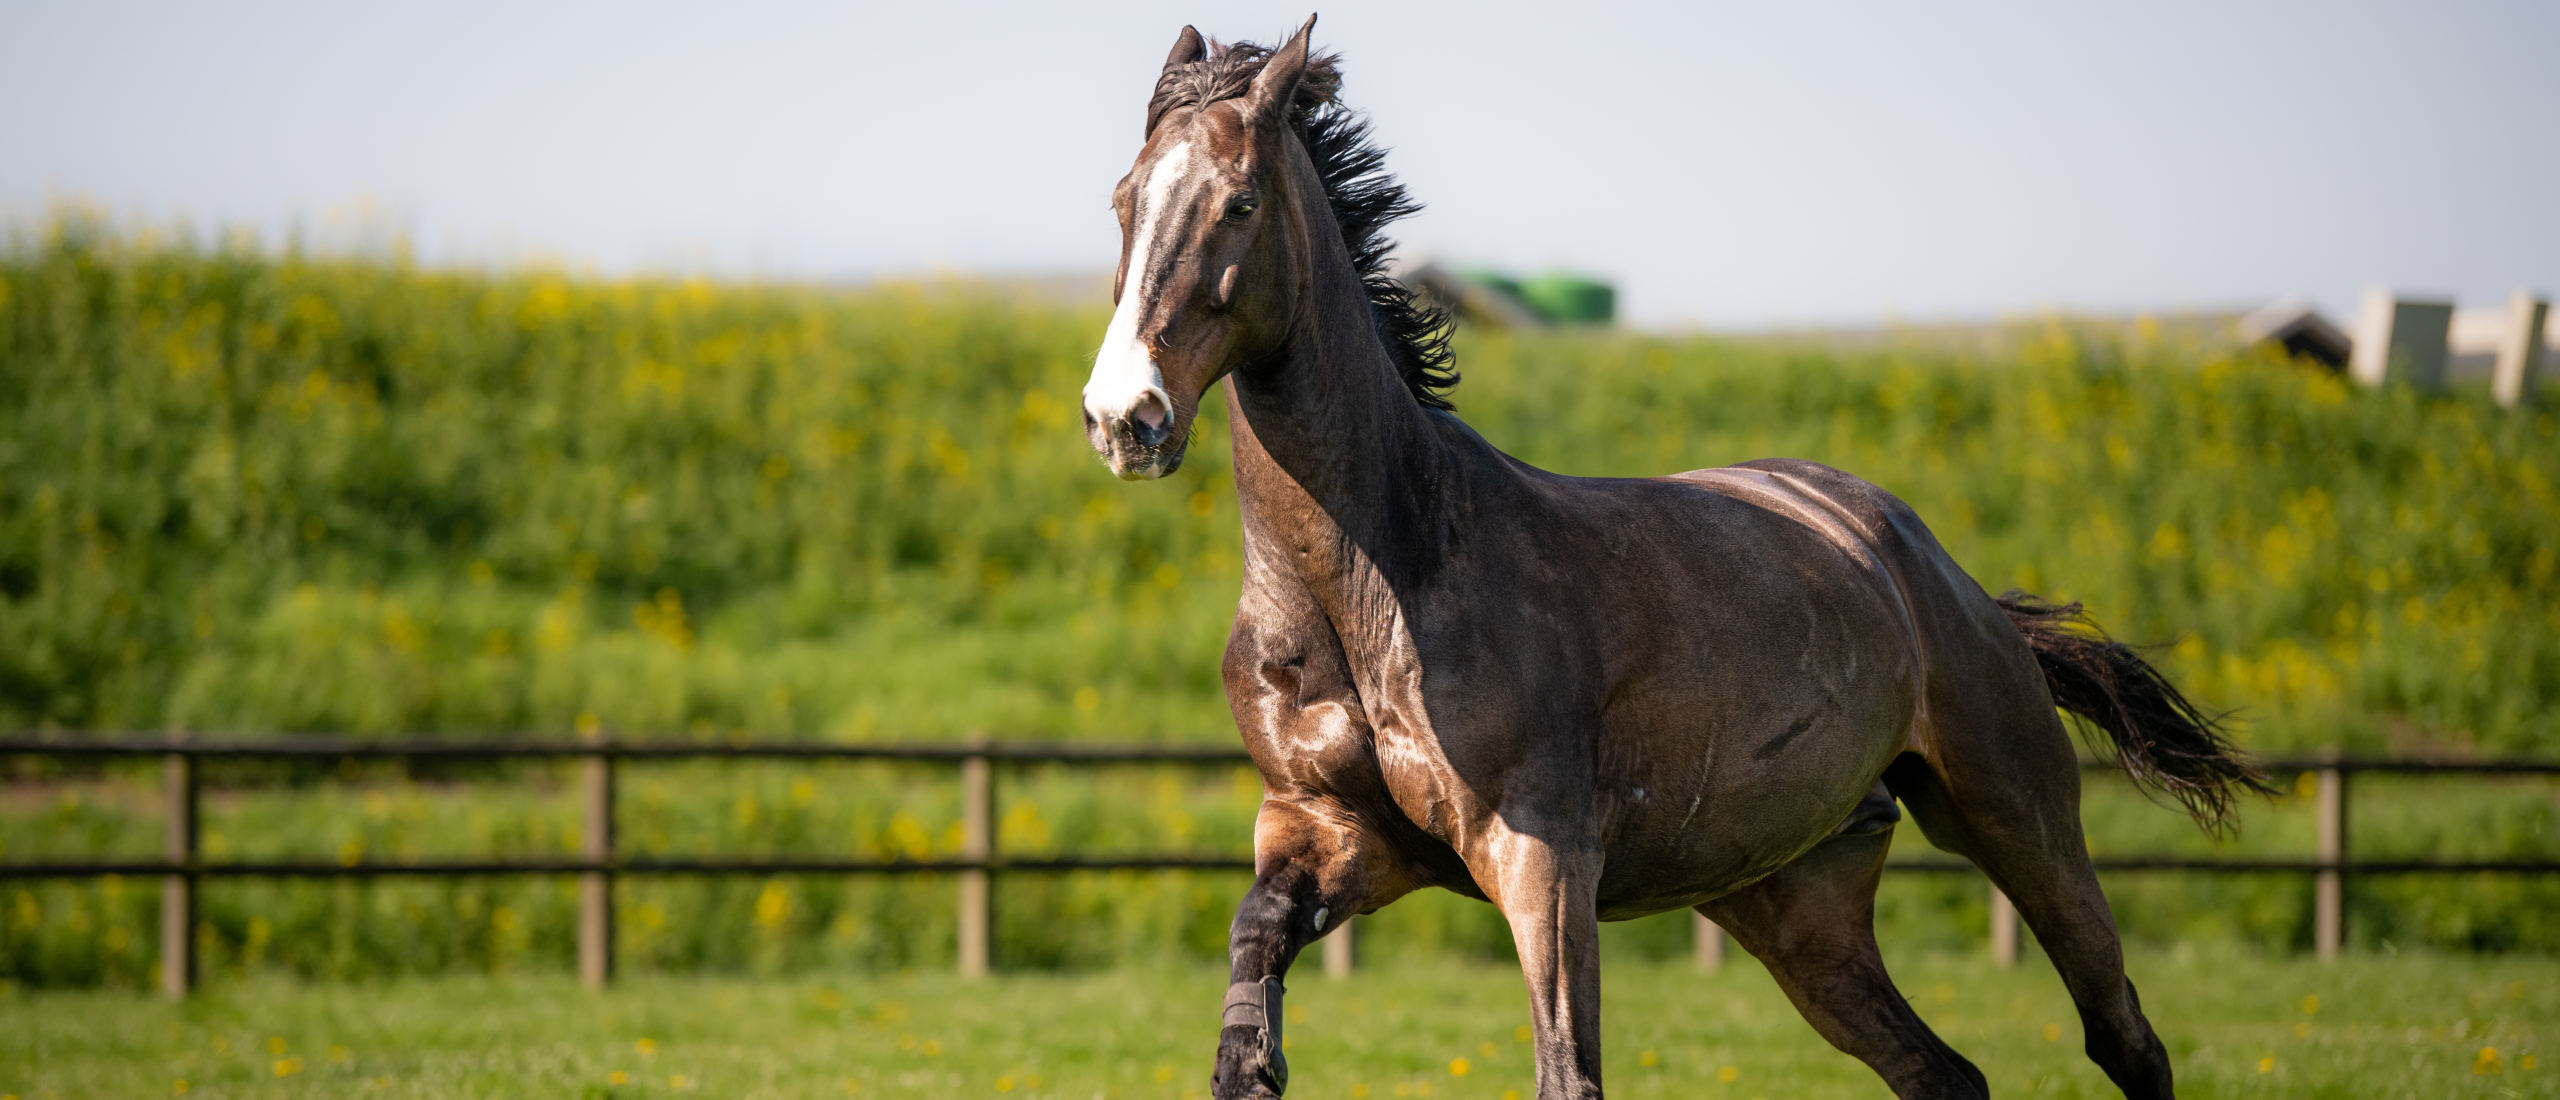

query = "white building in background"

[
  {"left": 2243, "top": 288, "right": 2550, "bottom": 406},
  {"left": 2452, "top": 291, "right": 2551, "bottom": 407}
]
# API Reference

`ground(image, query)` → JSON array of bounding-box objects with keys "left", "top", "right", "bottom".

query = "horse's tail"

[{"left": 1996, "top": 592, "right": 2276, "bottom": 834}]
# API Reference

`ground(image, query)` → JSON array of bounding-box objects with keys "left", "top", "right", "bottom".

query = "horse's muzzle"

[{"left": 1084, "top": 392, "right": 1185, "bottom": 480}]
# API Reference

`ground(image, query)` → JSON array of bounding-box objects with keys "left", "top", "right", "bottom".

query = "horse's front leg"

[
  {"left": 1212, "top": 800, "right": 1374, "bottom": 1100},
  {"left": 1483, "top": 817, "right": 1607, "bottom": 1100}
]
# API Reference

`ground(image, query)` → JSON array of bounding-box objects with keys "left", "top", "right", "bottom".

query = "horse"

[{"left": 1076, "top": 18, "right": 2270, "bottom": 1099}]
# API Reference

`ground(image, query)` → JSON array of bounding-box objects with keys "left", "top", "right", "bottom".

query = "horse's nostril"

[
  {"left": 1082, "top": 408, "right": 1099, "bottom": 431},
  {"left": 1129, "top": 393, "right": 1171, "bottom": 445}
]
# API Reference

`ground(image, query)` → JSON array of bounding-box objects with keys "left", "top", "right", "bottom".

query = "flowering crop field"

[
  {"left": 3, "top": 218, "right": 2557, "bottom": 984},
  {"left": 2, "top": 947, "right": 2554, "bottom": 1099},
  {"left": 5, "top": 218, "right": 2553, "bottom": 750}
]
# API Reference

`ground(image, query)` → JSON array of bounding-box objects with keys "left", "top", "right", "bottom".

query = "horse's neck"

[{"left": 1225, "top": 150, "right": 1454, "bottom": 617}]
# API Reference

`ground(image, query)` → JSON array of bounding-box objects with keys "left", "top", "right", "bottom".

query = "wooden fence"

[{"left": 2, "top": 736, "right": 2555, "bottom": 999}]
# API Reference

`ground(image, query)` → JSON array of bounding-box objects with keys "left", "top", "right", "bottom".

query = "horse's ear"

[
  {"left": 1244, "top": 13, "right": 1317, "bottom": 131},
  {"left": 1147, "top": 25, "right": 1208, "bottom": 136},
  {"left": 1164, "top": 25, "right": 1205, "bottom": 71}
]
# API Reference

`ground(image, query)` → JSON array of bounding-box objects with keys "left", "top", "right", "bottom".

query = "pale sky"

[{"left": 3, "top": 1, "right": 2553, "bottom": 328}]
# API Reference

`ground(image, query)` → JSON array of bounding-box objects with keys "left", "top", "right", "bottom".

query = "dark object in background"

[{"left": 2239, "top": 296, "right": 2352, "bottom": 370}]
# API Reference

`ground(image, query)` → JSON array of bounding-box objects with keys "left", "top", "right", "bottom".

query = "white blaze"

[{"left": 1084, "top": 141, "right": 1194, "bottom": 439}]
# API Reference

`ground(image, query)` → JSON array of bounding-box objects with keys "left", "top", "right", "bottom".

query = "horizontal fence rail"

[
  {"left": 0, "top": 735, "right": 1260, "bottom": 762},
  {"left": 3, "top": 736, "right": 2556, "bottom": 995}
]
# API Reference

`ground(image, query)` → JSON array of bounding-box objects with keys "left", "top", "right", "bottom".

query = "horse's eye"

[{"left": 1226, "top": 199, "right": 1257, "bottom": 220}]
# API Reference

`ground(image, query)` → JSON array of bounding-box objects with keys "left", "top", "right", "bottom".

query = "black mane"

[{"left": 1151, "top": 41, "right": 1459, "bottom": 411}]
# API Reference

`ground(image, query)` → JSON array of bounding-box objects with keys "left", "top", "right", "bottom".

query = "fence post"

[
  {"left": 958, "top": 751, "right": 993, "bottom": 977},
  {"left": 2315, "top": 765, "right": 2349, "bottom": 961},
  {"left": 1324, "top": 916, "right": 1355, "bottom": 978},
  {"left": 160, "top": 749, "right": 196, "bottom": 1000},
  {"left": 1989, "top": 884, "right": 2018, "bottom": 968},
  {"left": 578, "top": 736, "right": 615, "bottom": 989},
  {"left": 2492, "top": 289, "right": 2549, "bottom": 409},
  {"left": 2349, "top": 287, "right": 2455, "bottom": 392},
  {"left": 1694, "top": 912, "right": 1724, "bottom": 974}
]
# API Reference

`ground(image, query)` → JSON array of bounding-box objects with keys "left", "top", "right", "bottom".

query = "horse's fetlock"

[{"left": 1213, "top": 1023, "right": 1287, "bottom": 1099}]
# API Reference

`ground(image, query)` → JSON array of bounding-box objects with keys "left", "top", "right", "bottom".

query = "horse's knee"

[
  {"left": 1226, "top": 865, "right": 1325, "bottom": 970},
  {"left": 1230, "top": 801, "right": 1392, "bottom": 964}
]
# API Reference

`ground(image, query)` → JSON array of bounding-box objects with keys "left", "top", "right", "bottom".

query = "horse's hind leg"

[
  {"left": 1701, "top": 823, "right": 1988, "bottom": 1099},
  {"left": 1886, "top": 703, "right": 2175, "bottom": 1097}
]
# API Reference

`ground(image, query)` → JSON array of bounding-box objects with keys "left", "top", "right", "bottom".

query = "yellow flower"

[
  {"left": 1717, "top": 1066, "right": 1739, "bottom": 1082},
  {"left": 1449, "top": 1058, "right": 1470, "bottom": 1076},
  {"left": 2042, "top": 1024, "right": 2062, "bottom": 1043},
  {"left": 755, "top": 881, "right": 791, "bottom": 928}
]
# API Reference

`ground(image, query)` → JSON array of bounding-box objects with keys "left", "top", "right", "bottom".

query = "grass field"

[
  {"left": 4, "top": 221, "right": 2558, "bottom": 982},
  {"left": 2, "top": 947, "right": 2553, "bottom": 1099},
  {"left": 7, "top": 760, "right": 2557, "bottom": 989},
  {"left": 7, "top": 218, "right": 2557, "bottom": 754}
]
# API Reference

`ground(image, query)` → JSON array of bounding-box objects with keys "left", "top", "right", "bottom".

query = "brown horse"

[{"left": 1078, "top": 18, "right": 2270, "bottom": 1099}]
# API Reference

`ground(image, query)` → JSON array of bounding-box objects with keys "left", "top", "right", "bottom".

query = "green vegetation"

[
  {"left": 6, "top": 763, "right": 2556, "bottom": 988},
  {"left": 3, "top": 947, "right": 2555, "bottom": 1099},
  {"left": 4, "top": 220, "right": 2552, "bottom": 748},
  {"left": 2, "top": 220, "right": 2556, "bottom": 986}
]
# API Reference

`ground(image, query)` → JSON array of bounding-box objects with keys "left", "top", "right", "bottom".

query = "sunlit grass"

[
  {"left": 7, "top": 762, "right": 2554, "bottom": 986},
  {"left": 1, "top": 947, "right": 2552, "bottom": 1098},
  {"left": 4, "top": 218, "right": 2557, "bottom": 981},
  {"left": 5, "top": 216, "right": 2554, "bottom": 754}
]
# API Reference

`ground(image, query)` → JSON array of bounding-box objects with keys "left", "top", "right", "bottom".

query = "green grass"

[
  {"left": 5, "top": 216, "right": 2556, "bottom": 753},
  {"left": 3, "top": 947, "right": 2554, "bottom": 1099},
  {"left": 6, "top": 762, "right": 2555, "bottom": 987},
  {"left": 5, "top": 219, "right": 2558, "bottom": 982}
]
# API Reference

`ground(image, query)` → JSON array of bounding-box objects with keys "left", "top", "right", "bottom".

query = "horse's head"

[{"left": 1082, "top": 16, "right": 1326, "bottom": 481}]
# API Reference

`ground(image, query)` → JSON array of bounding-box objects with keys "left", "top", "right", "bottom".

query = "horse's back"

[
  {"left": 1665, "top": 456, "right": 2008, "bottom": 639},
  {"left": 1668, "top": 456, "right": 2062, "bottom": 769}
]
